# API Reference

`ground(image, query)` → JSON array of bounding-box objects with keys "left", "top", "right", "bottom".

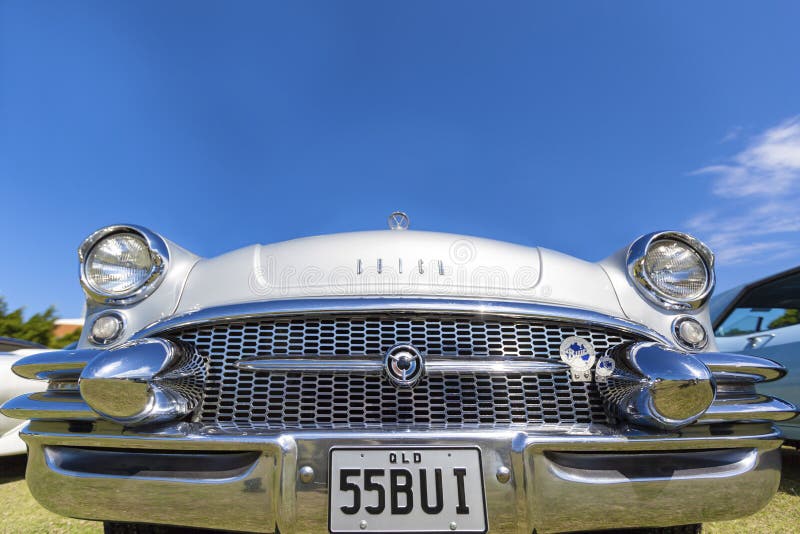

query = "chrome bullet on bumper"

[
  {"left": 78, "top": 339, "right": 206, "bottom": 426},
  {"left": 596, "top": 342, "right": 716, "bottom": 430}
]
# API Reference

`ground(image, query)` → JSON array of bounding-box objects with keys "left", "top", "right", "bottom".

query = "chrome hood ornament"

[{"left": 388, "top": 211, "right": 410, "bottom": 230}]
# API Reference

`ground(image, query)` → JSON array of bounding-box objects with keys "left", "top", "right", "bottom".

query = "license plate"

[{"left": 328, "top": 447, "right": 487, "bottom": 533}]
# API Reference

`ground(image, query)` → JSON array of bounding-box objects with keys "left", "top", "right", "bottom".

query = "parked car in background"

[
  {"left": 2, "top": 220, "right": 797, "bottom": 533},
  {"left": 0, "top": 337, "right": 48, "bottom": 455},
  {"left": 713, "top": 266, "right": 800, "bottom": 444}
]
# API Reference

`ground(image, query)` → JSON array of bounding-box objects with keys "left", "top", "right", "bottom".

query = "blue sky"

[{"left": 1, "top": 2, "right": 799, "bottom": 318}]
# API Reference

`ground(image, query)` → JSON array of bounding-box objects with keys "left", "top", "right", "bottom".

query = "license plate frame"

[{"left": 327, "top": 446, "right": 488, "bottom": 534}]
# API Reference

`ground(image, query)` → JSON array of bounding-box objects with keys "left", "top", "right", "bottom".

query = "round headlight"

[
  {"left": 79, "top": 225, "right": 169, "bottom": 304},
  {"left": 643, "top": 239, "right": 708, "bottom": 300},
  {"left": 86, "top": 233, "right": 154, "bottom": 295},
  {"left": 627, "top": 232, "right": 714, "bottom": 310}
]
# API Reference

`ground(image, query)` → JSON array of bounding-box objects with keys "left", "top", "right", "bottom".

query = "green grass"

[
  {"left": 705, "top": 446, "right": 800, "bottom": 534},
  {"left": 0, "top": 456, "right": 99, "bottom": 534},
  {"left": 1, "top": 449, "right": 799, "bottom": 533}
]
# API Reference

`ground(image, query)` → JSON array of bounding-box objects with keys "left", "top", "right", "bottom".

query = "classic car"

[
  {"left": 0, "top": 337, "right": 47, "bottom": 456},
  {"left": 2, "top": 217, "right": 796, "bottom": 533},
  {"left": 712, "top": 266, "right": 800, "bottom": 444}
]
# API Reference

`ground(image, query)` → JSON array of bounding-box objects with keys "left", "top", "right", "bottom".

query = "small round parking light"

[
  {"left": 673, "top": 316, "right": 708, "bottom": 350},
  {"left": 89, "top": 313, "right": 125, "bottom": 345}
]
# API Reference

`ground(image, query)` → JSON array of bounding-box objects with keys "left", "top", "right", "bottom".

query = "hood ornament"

[{"left": 388, "top": 211, "right": 410, "bottom": 230}]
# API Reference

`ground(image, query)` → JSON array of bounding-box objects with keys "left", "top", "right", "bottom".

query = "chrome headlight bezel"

[
  {"left": 626, "top": 231, "right": 715, "bottom": 311},
  {"left": 79, "top": 225, "right": 169, "bottom": 305}
]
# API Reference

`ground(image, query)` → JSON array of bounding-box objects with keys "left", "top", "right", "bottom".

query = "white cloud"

[
  {"left": 688, "top": 116, "right": 800, "bottom": 265},
  {"left": 713, "top": 241, "right": 791, "bottom": 264},
  {"left": 720, "top": 125, "right": 743, "bottom": 143}
]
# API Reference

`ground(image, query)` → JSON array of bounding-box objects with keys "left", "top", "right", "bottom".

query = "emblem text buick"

[{"left": 2, "top": 215, "right": 796, "bottom": 534}]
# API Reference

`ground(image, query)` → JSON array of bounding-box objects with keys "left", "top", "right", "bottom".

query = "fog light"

[
  {"left": 89, "top": 313, "right": 124, "bottom": 344},
  {"left": 673, "top": 316, "right": 708, "bottom": 350}
]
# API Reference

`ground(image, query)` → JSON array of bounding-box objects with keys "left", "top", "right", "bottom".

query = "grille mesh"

[{"left": 166, "top": 314, "right": 638, "bottom": 430}]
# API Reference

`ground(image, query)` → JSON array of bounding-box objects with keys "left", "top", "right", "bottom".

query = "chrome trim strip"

[
  {"left": 21, "top": 420, "right": 784, "bottom": 448},
  {"left": 237, "top": 356, "right": 570, "bottom": 375},
  {"left": 699, "top": 395, "right": 798, "bottom": 424},
  {"left": 0, "top": 392, "right": 97, "bottom": 421},
  {"left": 238, "top": 358, "right": 383, "bottom": 373},
  {"left": 133, "top": 297, "right": 671, "bottom": 344},
  {"left": 698, "top": 352, "right": 787, "bottom": 383},
  {"left": 11, "top": 349, "right": 98, "bottom": 380},
  {"left": 427, "top": 359, "right": 569, "bottom": 374}
]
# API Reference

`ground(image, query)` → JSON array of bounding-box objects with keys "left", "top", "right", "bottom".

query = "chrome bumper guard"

[{"left": 19, "top": 422, "right": 784, "bottom": 533}]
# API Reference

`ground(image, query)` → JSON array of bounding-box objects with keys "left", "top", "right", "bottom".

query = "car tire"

[
  {"left": 576, "top": 526, "right": 702, "bottom": 534},
  {"left": 108, "top": 523, "right": 703, "bottom": 534},
  {"left": 103, "top": 523, "right": 225, "bottom": 534},
  {"left": 639, "top": 526, "right": 702, "bottom": 533}
]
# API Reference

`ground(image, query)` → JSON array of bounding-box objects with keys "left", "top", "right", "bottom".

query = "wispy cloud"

[
  {"left": 720, "top": 125, "right": 743, "bottom": 143},
  {"left": 688, "top": 116, "right": 800, "bottom": 265}
]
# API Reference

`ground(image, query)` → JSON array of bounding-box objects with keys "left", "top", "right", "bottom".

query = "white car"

[
  {"left": 0, "top": 337, "right": 47, "bottom": 456},
  {"left": 1, "top": 218, "right": 797, "bottom": 533}
]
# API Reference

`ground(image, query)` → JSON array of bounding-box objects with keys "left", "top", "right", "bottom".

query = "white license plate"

[{"left": 328, "top": 447, "right": 487, "bottom": 533}]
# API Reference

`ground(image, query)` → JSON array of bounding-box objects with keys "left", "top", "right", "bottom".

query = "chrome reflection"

[
  {"left": 700, "top": 395, "right": 798, "bottom": 424},
  {"left": 0, "top": 391, "right": 97, "bottom": 421},
  {"left": 11, "top": 348, "right": 97, "bottom": 381},
  {"left": 79, "top": 338, "right": 206, "bottom": 426},
  {"left": 697, "top": 352, "right": 787, "bottom": 383},
  {"left": 597, "top": 342, "right": 716, "bottom": 430}
]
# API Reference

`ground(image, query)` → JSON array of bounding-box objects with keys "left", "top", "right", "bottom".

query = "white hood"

[{"left": 176, "top": 230, "right": 623, "bottom": 317}]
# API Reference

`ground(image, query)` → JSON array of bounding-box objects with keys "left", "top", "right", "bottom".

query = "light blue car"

[{"left": 712, "top": 267, "right": 800, "bottom": 443}]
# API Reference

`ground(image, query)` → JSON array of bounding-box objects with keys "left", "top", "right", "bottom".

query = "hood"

[{"left": 175, "top": 230, "right": 624, "bottom": 317}]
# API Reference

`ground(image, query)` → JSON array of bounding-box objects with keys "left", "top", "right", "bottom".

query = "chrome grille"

[{"left": 167, "top": 314, "right": 639, "bottom": 430}]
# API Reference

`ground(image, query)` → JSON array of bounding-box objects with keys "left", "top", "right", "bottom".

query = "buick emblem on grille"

[{"left": 384, "top": 343, "right": 424, "bottom": 388}]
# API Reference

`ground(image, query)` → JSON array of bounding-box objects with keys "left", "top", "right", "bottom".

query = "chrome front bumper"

[{"left": 21, "top": 422, "right": 782, "bottom": 534}]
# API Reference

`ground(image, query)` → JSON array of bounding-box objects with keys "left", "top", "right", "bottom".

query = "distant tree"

[
  {"left": 52, "top": 327, "right": 83, "bottom": 349},
  {"left": 769, "top": 309, "right": 800, "bottom": 330},
  {"left": 0, "top": 296, "right": 80, "bottom": 348}
]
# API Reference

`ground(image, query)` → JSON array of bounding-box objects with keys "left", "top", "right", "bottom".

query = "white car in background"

[
  {"left": 712, "top": 266, "right": 800, "bottom": 444},
  {"left": 0, "top": 337, "right": 48, "bottom": 455}
]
